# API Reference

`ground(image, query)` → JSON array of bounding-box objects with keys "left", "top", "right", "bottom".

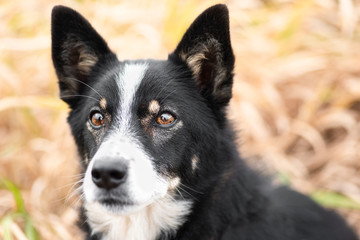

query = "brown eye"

[
  {"left": 156, "top": 112, "right": 175, "bottom": 126},
  {"left": 90, "top": 111, "right": 105, "bottom": 128}
]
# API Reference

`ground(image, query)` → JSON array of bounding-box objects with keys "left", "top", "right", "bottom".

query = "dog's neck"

[{"left": 85, "top": 196, "right": 192, "bottom": 240}]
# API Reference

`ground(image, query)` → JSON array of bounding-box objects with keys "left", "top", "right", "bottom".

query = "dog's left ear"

[{"left": 169, "top": 4, "right": 234, "bottom": 107}]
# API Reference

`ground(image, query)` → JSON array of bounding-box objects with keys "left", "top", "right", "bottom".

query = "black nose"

[{"left": 91, "top": 160, "right": 127, "bottom": 190}]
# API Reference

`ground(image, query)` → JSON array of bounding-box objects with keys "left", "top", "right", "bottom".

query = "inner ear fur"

[
  {"left": 51, "top": 5, "right": 115, "bottom": 106},
  {"left": 59, "top": 34, "right": 99, "bottom": 97},
  {"left": 170, "top": 4, "right": 235, "bottom": 106},
  {"left": 179, "top": 38, "right": 229, "bottom": 100},
  {"left": 63, "top": 34, "right": 98, "bottom": 78}
]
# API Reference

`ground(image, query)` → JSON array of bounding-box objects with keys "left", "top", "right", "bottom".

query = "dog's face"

[{"left": 52, "top": 5, "right": 234, "bottom": 215}]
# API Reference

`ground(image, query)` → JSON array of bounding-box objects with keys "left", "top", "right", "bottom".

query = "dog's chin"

[{"left": 88, "top": 197, "right": 155, "bottom": 215}]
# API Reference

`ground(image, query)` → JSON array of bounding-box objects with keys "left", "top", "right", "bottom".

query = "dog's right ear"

[{"left": 51, "top": 6, "right": 114, "bottom": 106}]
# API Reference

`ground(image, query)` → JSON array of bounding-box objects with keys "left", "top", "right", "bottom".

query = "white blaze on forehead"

[{"left": 116, "top": 63, "right": 148, "bottom": 131}]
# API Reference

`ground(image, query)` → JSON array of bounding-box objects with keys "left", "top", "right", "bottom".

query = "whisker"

[
  {"left": 55, "top": 180, "right": 82, "bottom": 191},
  {"left": 167, "top": 194, "right": 177, "bottom": 202},
  {"left": 65, "top": 187, "right": 82, "bottom": 205},
  {"left": 64, "top": 188, "right": 83, "bottom": 207},
  {"left": 61, "top": 173, "right": 85, "bottom": 179},
  {"left": 74, "top": 192, "right": 86, "bottom": 207},
  {"left": 61, "top": 94, "right": 100, "bottom": 102},
  {"left": 176, "top": 188, "right": 186, "bottom": 201},
  {"left": 155, "top": 194, "right": 176, "bottom": 203},
  {"left": 69, "top": 186, "right": 84, "bottom": 204},
  {"left": 178, "top": 186, "right": 198, "bottom": 201},
  {"left": 69, "top": 78, "right": 103, "bottom": 98},
  {"left": 154, "top": 79, "right": 174, "bottom": 100},
  {"left": 56, "top": 174, "right": 84, "bottom": 190},
  {"left": 161, "top": 89, "right": 177, "bottom": 102},
  {"left": 64, "top": 179, "right": 84, "bottom": 204},
  {"left": 53, "top": 185, "right": 81, "bottom": 205},
  {"left": 180, "top": 183, "right": 203, "bottom": 194}
]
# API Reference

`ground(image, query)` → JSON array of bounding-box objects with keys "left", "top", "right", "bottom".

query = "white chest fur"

[{"left": 85, "top": 197, "right": 192, "bottom": 240}]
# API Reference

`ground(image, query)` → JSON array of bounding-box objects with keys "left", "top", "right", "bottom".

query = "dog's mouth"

[
  {"left": 91, "top": 196, "right": 154, "bottom": 215},
  {"left": 99, "top": 197, "right": 134, "bottom": 207}
]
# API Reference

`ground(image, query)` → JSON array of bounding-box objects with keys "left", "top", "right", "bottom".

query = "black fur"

[{"left": 52, "top": 4, "right": 358, "bottom": 240}]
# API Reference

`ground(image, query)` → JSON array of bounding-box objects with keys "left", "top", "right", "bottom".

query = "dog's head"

[{"left": 52, "top": 4, "right": 234, "bottom": 215}]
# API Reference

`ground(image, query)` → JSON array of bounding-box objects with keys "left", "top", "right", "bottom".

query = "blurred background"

[{"left": 1, "top": 0, "right": 360, "bottom": 239}]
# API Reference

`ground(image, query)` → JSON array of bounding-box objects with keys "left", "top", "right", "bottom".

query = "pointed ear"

[
  {"left": 169, "top": 4, "right": 235, "bottom": 107},
  {"left": 51, "top": 6, "right": 115, "bottom": 106}
]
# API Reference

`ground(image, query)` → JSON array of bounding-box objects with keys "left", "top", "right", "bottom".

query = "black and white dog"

[{"left": 51, "top": 4, "right": 358, "bottom": 240}]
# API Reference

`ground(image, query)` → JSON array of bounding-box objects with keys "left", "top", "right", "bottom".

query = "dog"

[{"left": 51, "top": 4, "right": 358, "bottom": 240}]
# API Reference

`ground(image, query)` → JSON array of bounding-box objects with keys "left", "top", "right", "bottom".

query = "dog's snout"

[{"left": 91, "top": 160, "right": 127, "bottom": 190}]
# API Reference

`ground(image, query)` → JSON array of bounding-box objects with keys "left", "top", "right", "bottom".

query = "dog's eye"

[
  {"left": 156, "top": 112, "right": 176, "bottom": 126},
  {"left": 90, "top": 111, "right": 105, "bottom": 128}
]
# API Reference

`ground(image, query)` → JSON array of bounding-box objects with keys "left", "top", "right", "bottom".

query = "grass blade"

[{"left": 311, "top": 191, "right": 360, "bottom": 210}]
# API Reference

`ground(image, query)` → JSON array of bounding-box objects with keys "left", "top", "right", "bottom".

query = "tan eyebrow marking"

[
  {"left": 191, "top": 154, "right": 199, "bottom": 172},
  {"left": 140, "top": 100, "right": 162, "bottom": 136},
  {"left": 149, "top": 100, "right": 160, "bottom": 114},
  {"left": 100, "top": 97, "right": 107, "bottom": 110}
]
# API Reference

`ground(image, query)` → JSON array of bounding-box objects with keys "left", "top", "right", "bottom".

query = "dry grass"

[{"left": 1, "top": 0, "right": 360, "bottom": 239}]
